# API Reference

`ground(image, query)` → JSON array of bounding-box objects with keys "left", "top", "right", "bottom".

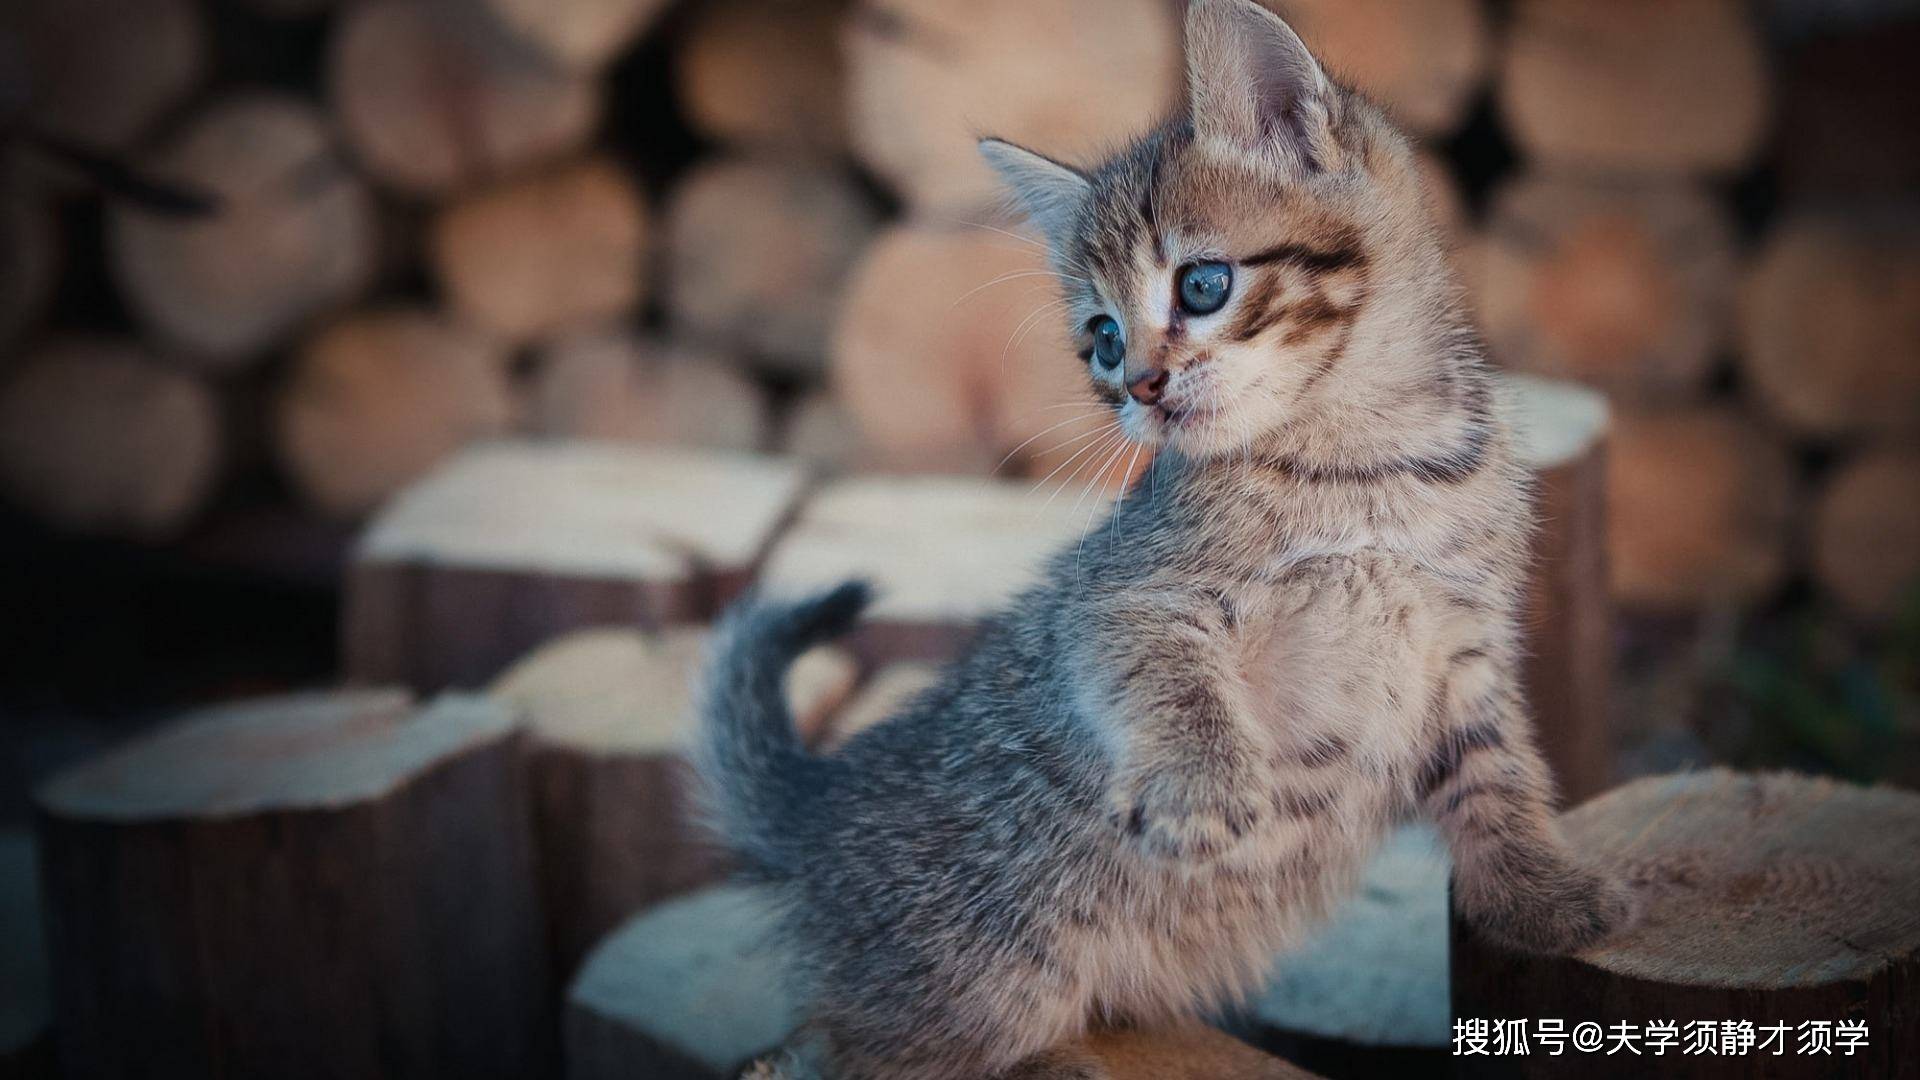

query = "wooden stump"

[
  {"left": 430, "top": 159, "right": 649, "bottom": 347},
  {"left": 0, "top": 194, "right": 58, "bottom": 350},
  {"left": 843, "top": 0, "right": 1179, "bottom": 211},
  {"left": 1812, "top": 449, "right": 1920, "bottom": 623},
  {"left": 1496, "top": 0, "right": 1770, "bottom": 175},
  {"left": 567, "top": 886, "right": 1317, "bottom": 1080},
  {"left": 1452, "top": 769, "right": 1920, "bottom": 1079},
  {"left": 34, "top": 690, "right": 553, "bottom": 1079},
  {"left": 1606, "top": 407, "right": 1796, "bottom": 613},
  {"left": 1473, "top": 175, "right": 1737, "bottom": 403},
  {"left": 471, "top": 0, "right": 667, "bottom": 73},
  {"left": 663, "top": 157, "right": 878, "bottom": 379},
  {"left": 109, "top": 95, "right": 378, "bottom": 368},
  {"left": 343, "top": 440, "right": 811, "bottom": 690},
  {"left": 0, "top": 338, "right": 222, "bottom": 538},
  {"left": 528, "top": 329, "right": 767, "bottom": 452},
  {"left": 328, "top": 0, "right": 601, "bottom": 197},
  {"left": 490, "top": 627, "right": 856, "bottom": 978},
  {"left": 0, "top": 0, "right": 204, "bottom": 152},
  {"left": 275, "top": 308, "right": 517, "bottom": 518},
  {"left": 1738, "top": 207, "right": 1920, "bottom": 439},
  {"left": 675, "top": 0, "right": 848, "bottom": 153},
  {"left": 1259, "top": 0, "right": 1489, "bottom": 138}
]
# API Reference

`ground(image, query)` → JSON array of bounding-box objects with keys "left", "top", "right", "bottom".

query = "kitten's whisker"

[
  {"left": 947, "top": 271, "right": 1067, "bottom": 311},
  {"left": 999, "top": 298, "right": 1070, "bottom": 371},
  {"left": 996, "top": 415, "right": 1114, "bottom": 473},
  {"left": 1035, "top": 427, "right": 1126, "bottom": 507}
]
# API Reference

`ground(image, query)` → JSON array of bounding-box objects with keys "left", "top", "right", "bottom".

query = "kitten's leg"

[
  {"left": 1418, "top": 657, "right": 1634, "bottom": 954},
  {"left": 1083, "top": 587, "right": 1268, "bottom": 860}
]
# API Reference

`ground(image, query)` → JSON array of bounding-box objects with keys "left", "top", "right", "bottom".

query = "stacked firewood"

[{"left": 0, "top": 0, "right": 1915, "bottom": 622}]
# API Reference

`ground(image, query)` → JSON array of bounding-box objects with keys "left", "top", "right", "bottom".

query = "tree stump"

[
  {"left": 1259, "top": 0, "right": 1489, "bottom": 138},
  {"left": 1606, "top": 407, "right": 1796, "bottom": 613},
  {"left": 343, "top": 440, "right": 811, "bottom": 690},
  {"left": 430, "top": 159, "right": 650, "bottom": 347},
  {"left": 663, "top": 157, "right": 878, "bottom": 379},
  {"left": 675, "top": 0, "right": 848, "bottom": 154},
  {"left": 490, "top": 627, "right": 856, "bottom": 978},
  {"left": 1473, "top": 175, "right": 1737, "bottom": 403},
  {"left": 0, "top": 0, "right": 204, "bottom": 153},
  {"left": 528, "top": 329, "right": 767, "bottom": 453},
  {"left": 1496, "top": 0, "right": 1770, "bottom": 175},
  {"left": 567, "top": 886, "right": 1318, "bottom": 1080},
  {"left": 1452, "top": 769, "right": 1920, "bottom": 1079},
  {"left": 328, "top": 0, "right": 600, "bottom": 196},
  {"left": 1738, "top": 207, "right": 1920, "bottom": 439},
  {"left": 471, "top": 0, "right": 667, "bottom": 73},
  {"left": 33, "top": 690, "right": 552, "bottom": 1079},
  {"left": 109, "top": 95, "right": 378, "bottom": 368},
  {"left": 1811, "top": 449, "right": 1920, "bottom": 623},
  {"left": 275, "top": 308, "right": 517, "bottom": 518},
  {"left": 843, "top": 0, "right": 1179, "bottom": 211},
  {"left": 0, "top": 337, "right": 222, "bottom": 538}
]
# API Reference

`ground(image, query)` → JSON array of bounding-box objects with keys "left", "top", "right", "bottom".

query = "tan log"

[
  {"left": 343, "top": 440, "right": 811, "bottom": 690},
  {"left": 1606, "top": 407, "right": 1795, "bottom": 612},
  {"left": 663, "top": 157, "right": 879, "bottom": 379},
  {"left": 1738, "top": 207, "right": 1920, "bottom": 438},
  {"left": 528, "top": 329, "right": 767, "bottom": 452},
  {"left": 843, "top": 0, "right": 1179, "bottom": 211},
  {"left": 675, "top": 0, "right": 848, "bottom": 153},
  {"left": 109, "top": 95, "right": 378, "bottom": 368},
  {"left": 1453, "top": 769, "right": 1920, "bottom": 1079},
  {"left": 328, "top": 0, "right": 601, "bottom": 197},
  {"left": 275, "top": 308, "right": 516, "bottom": 518},
  {"left": 1812, "top": 449, "right": 1920, "bottom": 623},
  {"left": 490, "top": 627, "right": 856, "bottom": 977},
  {"left": 34, "top": 690, "right": 553, "bottom": 1078},
  {"left": 429, "top": 158, "right": 649, "bottom": 346},
  {"left": 1260, "top": 0, "right": 1489, "bottom": 137},
  {"left": 0, "top": 0, "right": 204, "bottom": 152},
  {"left": 1473, "top": 174, "right": 1738, "bottom": 402},
  {"left": 0, "top": 194, "right": 58, "bottom": 349},
  {"left": 0, "top": 337, "right": 221, "bottom": 538},
  {"left": 1497, "top": 0, "right": 1769, "bottom": 175},
  {"left": 470, "top": 0, "right": 667, "bottom": 73}
]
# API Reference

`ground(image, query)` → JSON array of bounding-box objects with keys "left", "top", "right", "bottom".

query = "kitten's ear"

[
  {"left": 979, "top": 138, "right": 1091, "bottom": 246},
  {"left": 1184, "top": 0, "right": 1336, "bottom": 169}
]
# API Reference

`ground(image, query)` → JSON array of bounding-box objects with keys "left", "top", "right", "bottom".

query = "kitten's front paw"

[
  {"left": 1108, "top": 764, "right": 1264, "bottom": 861},
  {"left": 1469, "top": 862, "right": 1637, "bottom": 956}
]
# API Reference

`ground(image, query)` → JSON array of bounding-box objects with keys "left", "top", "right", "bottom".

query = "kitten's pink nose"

[{"left": 1127, "top": 368, "right": 1168, "bottom": 406}]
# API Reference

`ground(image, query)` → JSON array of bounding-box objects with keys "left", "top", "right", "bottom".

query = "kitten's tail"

[{"left": 693, "top": 580, "right": 872, "bottom": 880}]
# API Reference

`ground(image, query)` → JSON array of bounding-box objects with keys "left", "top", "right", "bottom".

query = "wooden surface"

[
  {"left": 675, "top": 0, "right": 848, "bottom": 153},
  {"left": 528, "top": 330, "right": 768, "bottom": 452},
  {"left": 0, "top": 0, "right": 204, "bottom": 152},
  {"left": 34, "top": 691, "right": 553, "bottom": 1078},
  {"left": 472, "top": 0, "right": 666, "bottom": 73},
  {"left": 1811, "top": 449, "right": 1920, "bottom": 622},
  {"left": 1452, "top": 769, "right": 1920, "bottom": 1079},
  {"left": 1260, "top": 0, "right": 1488, "bottom": 137}
]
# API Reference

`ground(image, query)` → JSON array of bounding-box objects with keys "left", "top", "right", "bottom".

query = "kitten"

[{"left": 697, "top": 1, "right": 1634, "bottom": 1076}]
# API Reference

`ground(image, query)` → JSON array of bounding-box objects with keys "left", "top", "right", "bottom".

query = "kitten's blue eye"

[
  {"left": 1088, "top": 315, "right": 1125, "bottom": 370},
  {"left": 1178, "top": 261, "right": 1233, "bottom": 315}
]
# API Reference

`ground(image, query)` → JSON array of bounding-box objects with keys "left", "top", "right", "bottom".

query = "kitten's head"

[{"left": 981, "top": 0, "right": 1447, "bottom": 459}]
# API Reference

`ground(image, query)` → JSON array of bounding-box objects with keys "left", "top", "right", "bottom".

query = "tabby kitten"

[{"left": 697, "top": 2, "right": 1633, "bottom": 1077}]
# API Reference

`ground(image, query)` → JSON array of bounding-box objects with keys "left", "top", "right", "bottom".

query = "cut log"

[
  {"left": 818, "top": 662, "right": 942, "bottom": 749},
  {"left": 663, "top": 157, "right": 879, "bottom": 379},
  {"left": 1606, "top": 407, "right": 1795, "bottom": 612},
  {"left": 1474, "top": 174, "right": 1738, "bottom": 403},
  {"left": 0, "top": 0, "right": 204, "bottom": 152},
  {"left": 1452, "top": 769, "right": 1920, "bottom": 1080},
  {"left": 471, "top": 0, "right": 667, "bottom": 73},
  {"left": 275, "top": 308, "right": 516, "bottom": 518},
  {"left": 328, "top": 0, "right": 601, "bottom": 197},
  {"left": 0, "top": 337, "right": 221, "bottom": 538},
  {"left": 528, "top": 329, "right": 767, "bottom": 452},
  {"left": 676, "top": 0, "right": 848, "bottom": 153},
  {"left": 1811, "top": 448, "right": 1920, "bottom": 623},
  {"left": 1496, "top": 0, "right": 1770, "bottom": 175},
  {"left": 108, "top": 95, "right": 378, "bottom": 368},
  {"left": 343, "top": 440, "right": 811, "bottom": 690},
  {"left": 568, "top": 886, "right": 1318, "bottom": 1080},
  {"left": 33, "top": 690, "right": 553, "bottom": 1078},
  {"left": 843, "top": 0, "right": 1180, "bottom": 211},
  {"left": 490, "top": 627, "right": 856, "bottom": 977},
  {"left": 1260, "top": 0, "right": 1489, "bottom": 137},
  {"left": 1738, "top": 207, "right": 1920, "bottom": 438},
  {"left": 430, "top": 158, "right": 649, "bottom": 346},
  {"left": 0, "top": 193, "right": 58, "bottom": 349}
]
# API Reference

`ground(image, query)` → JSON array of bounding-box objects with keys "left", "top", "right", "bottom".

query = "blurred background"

[{"left": 1, "top": 0, "right": 1918, "bottom": 1074}]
